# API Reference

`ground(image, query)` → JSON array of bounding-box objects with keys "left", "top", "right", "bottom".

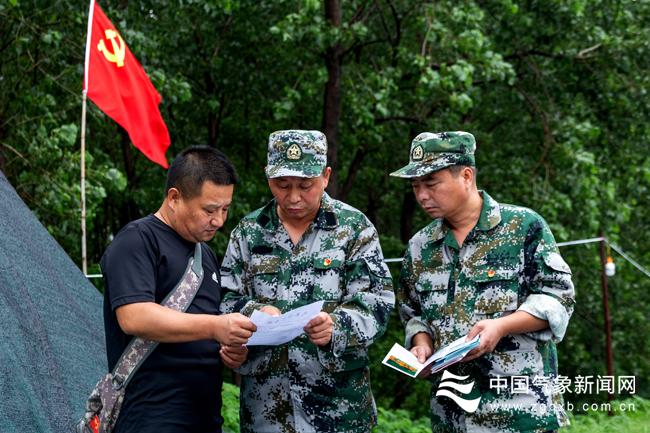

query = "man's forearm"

[
  {"left": 497, "top": 310, "right": 549, "bottom": 336},
  {"left": 116, "top": 302, "right": 220, "bottom": 342},
  {"left": 464, "top": 311, "right": 550, "bottom": 361}
]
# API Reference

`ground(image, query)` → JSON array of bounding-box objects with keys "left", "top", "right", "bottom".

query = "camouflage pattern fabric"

[
  {"left": 265, "top": 130, "right": 327, "bottom": 179},
  {"left": 220, "top": 193, "right": 395, "bottom": 433},
  {"left": 390, "top": 131, "right": 476, "bottom": 178},
  {"left": 76, "top": 243, "right": 203, "bottom": 433},
  {"left": 398, "top": 191, "right": 575, "bottom": 433}
]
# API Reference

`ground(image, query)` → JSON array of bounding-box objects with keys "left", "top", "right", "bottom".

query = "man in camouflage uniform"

[
  {"left": 220, "top": 130, "right": 395, "bottom": 433},
  {"left": 391, "top": 131, "right": 575, "bottom": 432}
]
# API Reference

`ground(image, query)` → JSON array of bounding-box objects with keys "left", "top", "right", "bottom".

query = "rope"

[
  {"left": 85, "top": 237, "right": 650, "bottom": 279},
  {"left": 608, "top": 242, "right": 650, "bottom": 279},
  {"left": 379, "top": 237, "right": 650, "bottom": 280},
  {"left": 556, "top": 237, "right": 605, "bottom": 247}
]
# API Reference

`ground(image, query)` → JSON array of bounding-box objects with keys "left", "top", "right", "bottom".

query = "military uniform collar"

[
  {"left": 255, "top": 199, "right": 280, "bottom": 231},
  {"left": 313, "top": 193, "right": 339, "bottom": 229},
  {"left": 476, "top": 190, "right": 501, "bottom": 231},
  {"left": 427, "top": 219, "right": 447, "bottom": 243},
  {"left": 427, "top": 190, "right": 501, "bottom": 242},
  {"left": 255, "top": 192, "right": 338, "bottom": 231}
]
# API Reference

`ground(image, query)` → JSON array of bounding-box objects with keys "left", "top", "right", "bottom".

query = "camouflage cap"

[
  {"left": 389, "top": 131, "right": 476, "bottom": 178},
  {"left": 265, "top": 130, "right": 328, "bottom": 178}
]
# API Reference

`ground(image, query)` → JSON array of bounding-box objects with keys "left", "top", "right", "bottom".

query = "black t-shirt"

[{"left": 101, "top": 215, "right": 224, "bottom": 433}]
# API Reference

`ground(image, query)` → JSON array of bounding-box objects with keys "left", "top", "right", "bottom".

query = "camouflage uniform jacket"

[
  {"left": 220, "top": 193, "right": 395, "bottom": 433},
  {"left": 398, "top": 191, "right": 575, "bottom": 433}
]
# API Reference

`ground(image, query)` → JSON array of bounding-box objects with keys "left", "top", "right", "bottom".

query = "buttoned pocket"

[
  {"left": 473, "top": 267, "right": 519, "bottom": 317},
  {"left": 485, "top": 345, "right": 544, "bottom": 377},
  {"left": 250, "top": 255, "right": 281, "bottom": 301},
  {"left": 312, "top": 250, "right": 346, "bottom": 300},
  {"left": 415, "top": 271, "right": 450, "bottom": 322},
  {"left": 485, "top": 333, "right": 545, "bottom": 378}
]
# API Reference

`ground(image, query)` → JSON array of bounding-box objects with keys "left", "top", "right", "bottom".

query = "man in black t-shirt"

[{"left": 101, "top": 146, "right": 256, "bottom": 433}]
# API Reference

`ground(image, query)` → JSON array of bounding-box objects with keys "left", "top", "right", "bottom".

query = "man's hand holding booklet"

[{"left": 382, "top": 335, "right": 480, "bottom": 378}]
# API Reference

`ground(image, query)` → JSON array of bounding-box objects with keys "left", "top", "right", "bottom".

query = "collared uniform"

[
  {"left": 398, "top": 191, "right": 575, "bottom": 433},
  {"left": 220, "top": 193, "right": 395, "bottom": 433}
]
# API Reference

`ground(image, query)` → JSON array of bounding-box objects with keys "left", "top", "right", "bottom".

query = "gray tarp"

[{"left": 0, "top": 171, "right": 105, "bottom": 432}]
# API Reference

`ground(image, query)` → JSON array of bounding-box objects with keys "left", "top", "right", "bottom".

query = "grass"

[
  {"left": 566, "top": 397, "right": 650, "bottom": 433},
  {"left": 222, "top": 383, "right": 649, "bottom": 433}
]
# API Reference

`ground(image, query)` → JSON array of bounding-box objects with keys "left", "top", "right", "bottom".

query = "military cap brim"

[
  {"left": 265, "top": 163, "right": 324, "bottom": 179},
  {"left": 390, "top": 153, "right": 472, "bottom": 178}
]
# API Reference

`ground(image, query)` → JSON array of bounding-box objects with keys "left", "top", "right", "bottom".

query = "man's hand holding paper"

[
  {"left": 246, "top": 300, "right": 325, "bottom": 346},
  {"left": 304, "top": 312, "right": 334, "bottom": 346}
]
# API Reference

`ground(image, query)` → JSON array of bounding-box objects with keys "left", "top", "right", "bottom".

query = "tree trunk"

[
  {"left": 365, "top": 186, "right": 378, "bottom": 225},
  {"left": 400, "top": 188, "right": 416, "bottom": 243},
  {"left": 208, "top": 112, "right": 217, "bottom": 147},
  {"left": 207, "top": 91, "right": 226, "bottom": 148},
  {"left": 399, "top": 128, "right": 418, "bottom": 243},
  {"left": 339, "top": 145, "right": 367, "bottom": 202},
  {"left": 206, "top": 73, "right": 217, "bottom": 148},
  {"left": 322, "top": 0, "right": 343, "bottom": 198},
  {"left": 244, "top": 103, "right": 251, "bottom": 170}
]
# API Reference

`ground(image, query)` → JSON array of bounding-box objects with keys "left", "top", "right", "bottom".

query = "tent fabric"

[{"left": 0, "top": 171, "right": 105, "bottom": 433}]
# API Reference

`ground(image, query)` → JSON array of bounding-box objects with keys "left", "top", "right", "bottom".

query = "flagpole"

[
  {"left": 81, "top": 0, "right": 96, "bottom": 276},
  {"left": 81, "top": 91, "right": 88, "bottom": 275}
]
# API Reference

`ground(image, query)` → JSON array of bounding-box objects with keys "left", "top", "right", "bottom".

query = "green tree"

[{"left": 1, "top": 0, "right": 649, "bottom": 422}]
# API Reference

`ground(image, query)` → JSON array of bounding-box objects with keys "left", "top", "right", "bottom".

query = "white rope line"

[
  {"left": 556, "top": 237, "right": 605, "bottom": 247},
  {"left": 84, "top": 237, "right": 650, "bottom": 279},
  {"left": 608, "top": 242, "right": 650, "bottom": 279},
  {"left": 383, "top": 258, "right": 404, "bottom": 263},
  {"left": 380, "top": 237, "right": 650, "bottom": 280}
]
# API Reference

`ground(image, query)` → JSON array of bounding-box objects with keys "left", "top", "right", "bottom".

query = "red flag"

[{"left": 84, "top": 1, "right": 170, "bottom": 168}]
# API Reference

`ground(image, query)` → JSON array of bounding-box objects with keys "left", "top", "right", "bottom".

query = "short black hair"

[
  {"left": 448, "top": 164, "right": 477, "bottom": 177},
  {"left": 166, "top": 146, "right": 238, "bottom": 198}
]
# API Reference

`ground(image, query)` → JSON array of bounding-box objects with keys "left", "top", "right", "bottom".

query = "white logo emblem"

[
  {"left": 436, "top": 370, "right": 481, "bottom": 413},
  {"left": 411, "top": 145, "right": 424, "bottom": 161},
  {"left": 286, "top": 143, "right": 302, "bottom": 160},
  {"left": 212, "top": 272, "right": 218, "bottom": 283}
]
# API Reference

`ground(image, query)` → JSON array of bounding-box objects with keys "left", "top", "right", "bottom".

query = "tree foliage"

[{"left": 1, "top": 0, "right": 649, "bottom": 420}]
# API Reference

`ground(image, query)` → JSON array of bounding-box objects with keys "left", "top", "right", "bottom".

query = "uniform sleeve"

[
  {"left": 219, "top": 225, "right": 273, "bottom": 316},
  {"left": 327, "top": 222, "right": 395, "bottom": 357},
  {"left": 102, "top": 226, "right": 157, "bottom": 310},
  {"left": 396, "top": 244, "right": 434, "bottom": 349},
  {"left": 518, "top": 218, "right": 575, "bottom": 342}
]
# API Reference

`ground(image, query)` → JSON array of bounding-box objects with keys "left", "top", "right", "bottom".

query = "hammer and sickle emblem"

[
  {"left": 97, "top": 29, "right": 126, "bottom": 67},
  {"left": 286, "top": 144, "right": 302, "bottom": 160}
]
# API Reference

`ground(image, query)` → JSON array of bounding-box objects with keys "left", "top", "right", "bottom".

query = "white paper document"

[{"left": 246, "top": 300, "right": 325, "bottom": 346}]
